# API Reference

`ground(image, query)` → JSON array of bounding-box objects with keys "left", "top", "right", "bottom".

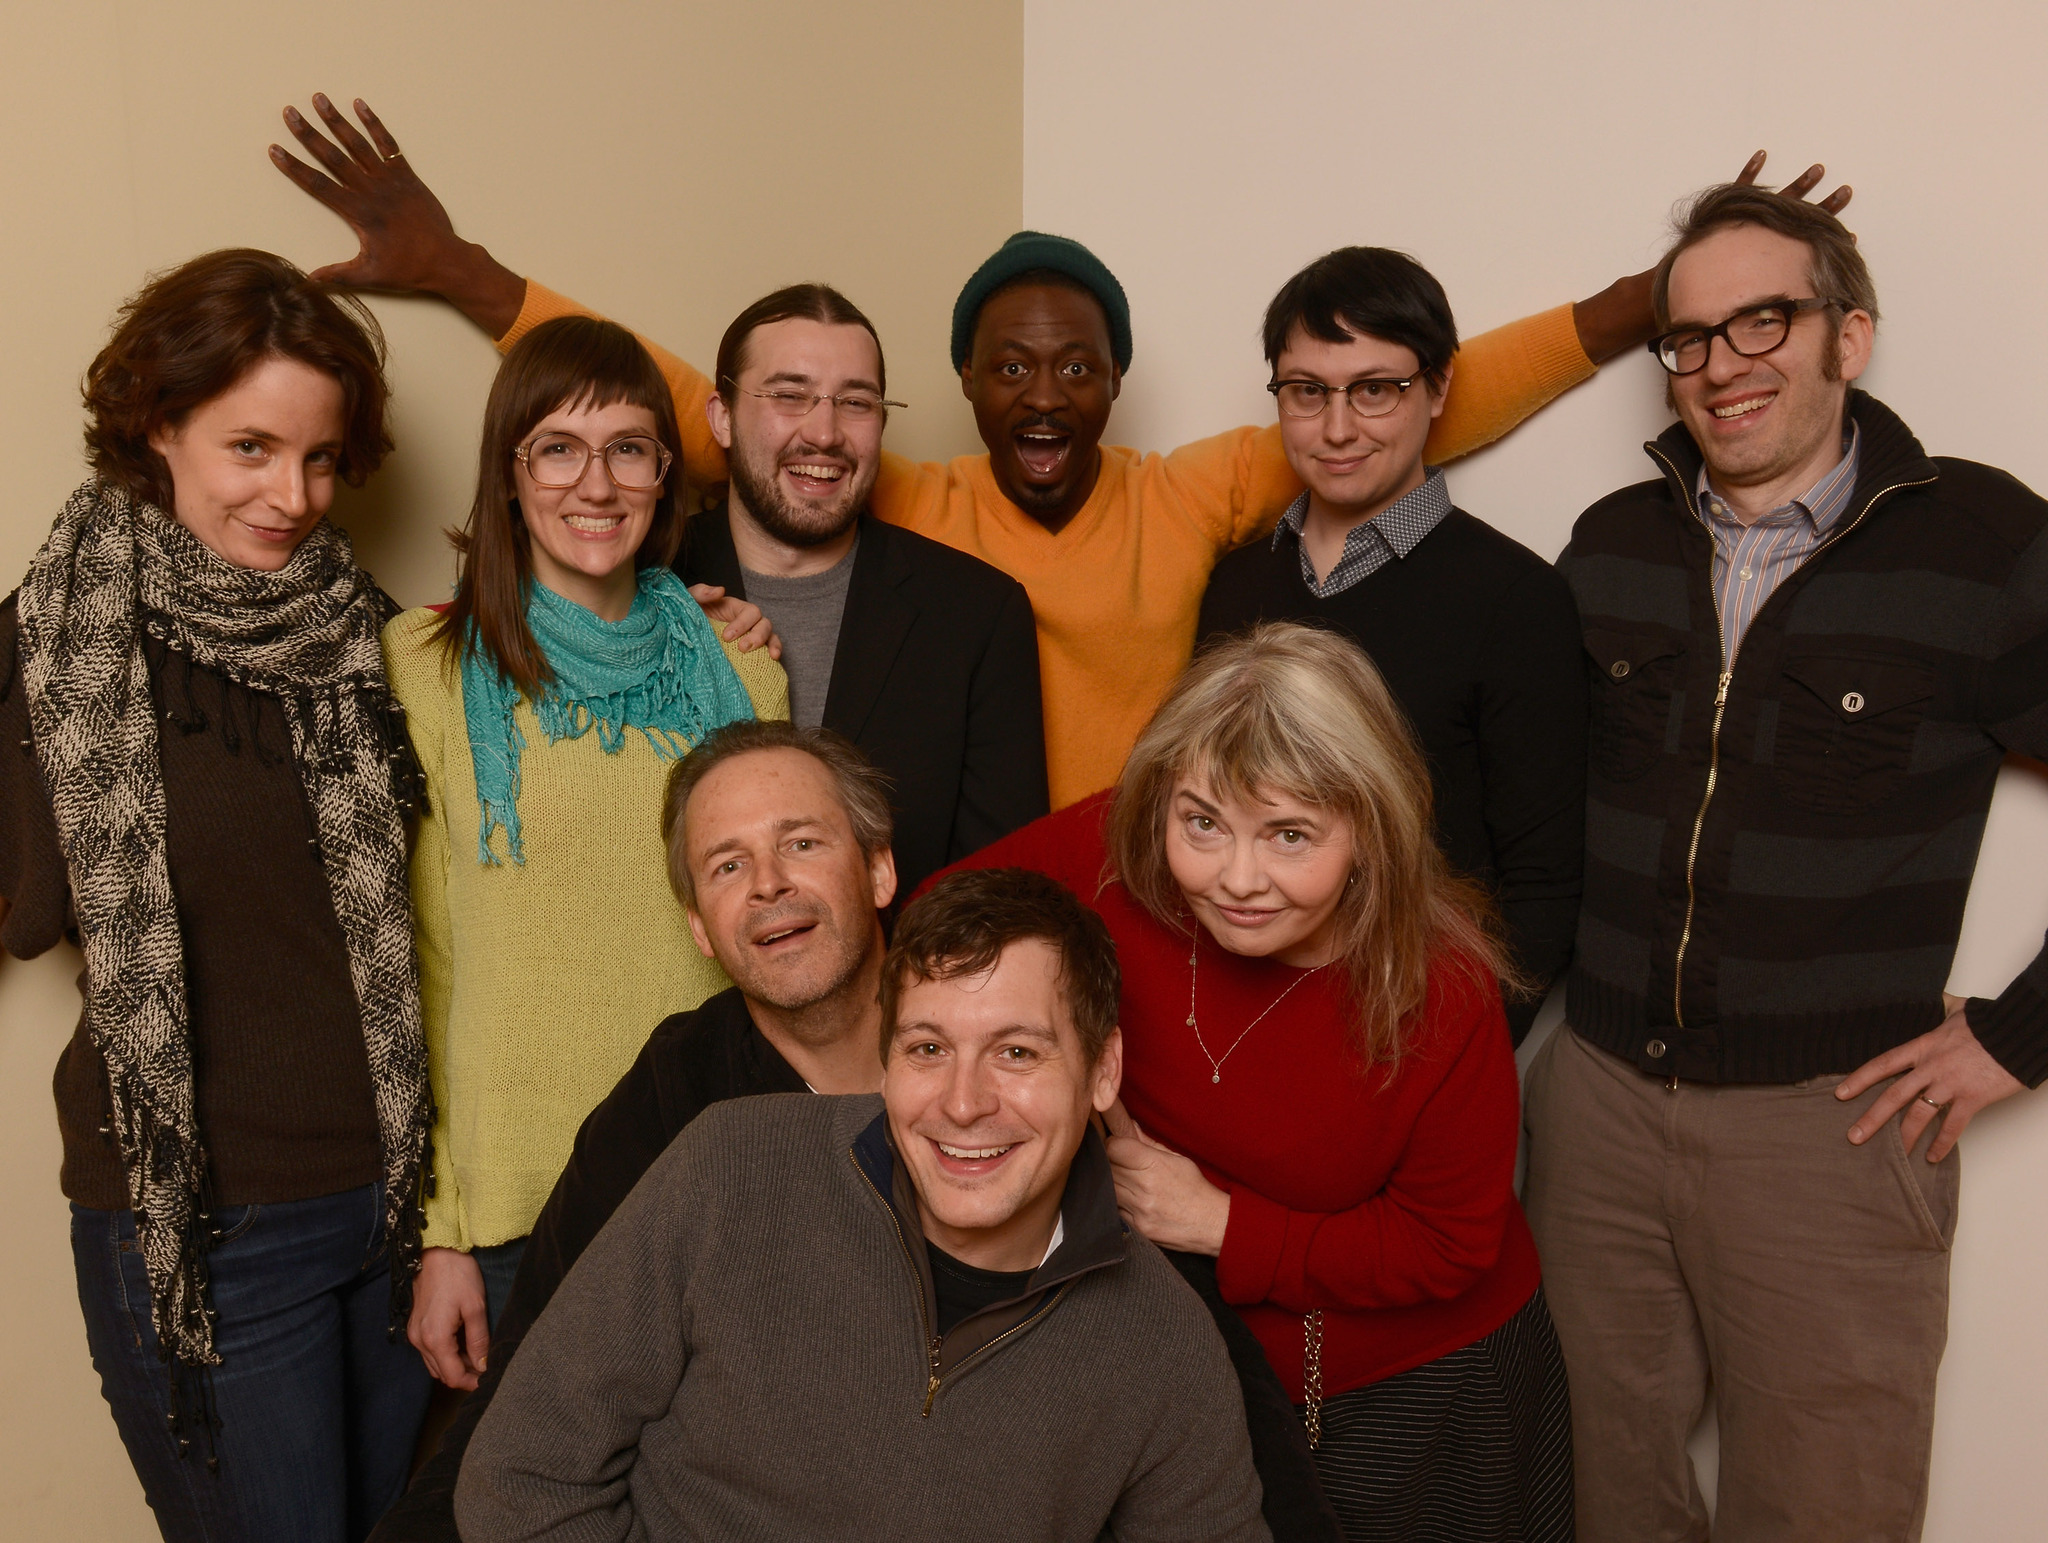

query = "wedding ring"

[{"left": 1918, "top": 1094, "right": 1942, "bottom": 1110}]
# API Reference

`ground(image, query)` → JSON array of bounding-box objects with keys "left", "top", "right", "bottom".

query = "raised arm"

[
  {"left": 270, "top": 97, "right": 729, "bottom": 488},
  {"left": 1424, "top": 154, "right": 1851, "bottom": 462}
]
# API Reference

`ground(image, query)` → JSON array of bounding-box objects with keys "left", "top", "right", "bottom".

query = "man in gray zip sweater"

[{"left": 455, "top": 868, "right": 1267, "bottom": 1542}]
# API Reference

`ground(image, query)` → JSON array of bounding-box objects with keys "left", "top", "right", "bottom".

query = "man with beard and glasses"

[
  {"left": 271, "top": 95, "right": 1847, "bottom": 809},
  {"left": 683, "top": 283, "right": 1048, "bottom": 894}
]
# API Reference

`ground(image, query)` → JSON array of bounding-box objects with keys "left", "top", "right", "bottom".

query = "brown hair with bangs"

[
  {"left": 82, "top": 248, "right": 390, "bottom": 511},
  {"left": 433, "top": 315, "right": 685, "bottom": 697},
  {"left": 1108, "top": 622, "right": 1522, "bottom": 1067}
]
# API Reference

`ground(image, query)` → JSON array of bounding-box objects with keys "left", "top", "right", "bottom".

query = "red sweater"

[{"left": 944, "top": 793, "right": 1541, "bottom": 1400}]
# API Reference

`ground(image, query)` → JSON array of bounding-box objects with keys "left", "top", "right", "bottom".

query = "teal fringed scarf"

[{"left": 461, "top": 568, "right": 756, "bottom": 864}]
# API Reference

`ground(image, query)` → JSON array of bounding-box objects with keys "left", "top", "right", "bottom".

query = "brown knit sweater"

[
  {"left": 0, "top": 595, "right": 382, "bottom": 1209},
  {"left": 457, "top": 1092, "right": 1269, "bottom": 1543}
]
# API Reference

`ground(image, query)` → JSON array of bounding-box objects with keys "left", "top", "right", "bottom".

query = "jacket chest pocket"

[
  {"left": 1584, "top": 629, "right": 1685, "bottom": 783},
  {"left": 1772, "top": 654, "right": 1936, "bottom": 815}
]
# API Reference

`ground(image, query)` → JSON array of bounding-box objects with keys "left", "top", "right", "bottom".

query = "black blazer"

[{"left": 679, "top": 507, "right": 1049, "bottom": 896}]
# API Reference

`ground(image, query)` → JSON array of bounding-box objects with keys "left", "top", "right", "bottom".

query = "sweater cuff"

[
  {"left": 1521, "top": 302, "right": 1598, "bottom": 388},
  {"left": 497, "top": 280, "right": 593, "bottom": 356},
  {"left": 1967, "top": 985, "right": 2048, "bottom": 1089},
  {"left": 1214, "top": 1185, "right": 1288, "bottom": 1307}
]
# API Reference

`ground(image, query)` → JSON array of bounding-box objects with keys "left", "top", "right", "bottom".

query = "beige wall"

[
  {"left": 1024, "top": 1, "right": 2048, "bottom": 1536},
  {"left": 0, "top": 2, "right": 1020, "bottom": 1534}
]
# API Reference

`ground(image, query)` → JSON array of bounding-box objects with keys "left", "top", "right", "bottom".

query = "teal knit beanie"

[{"left": 950, "top": 231, "right": 1133, "bottom": 372}]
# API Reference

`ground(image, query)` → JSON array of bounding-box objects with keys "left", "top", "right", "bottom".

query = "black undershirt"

[{"left": 927, "top": 1241, "right": 1035, "bottom": 1336}]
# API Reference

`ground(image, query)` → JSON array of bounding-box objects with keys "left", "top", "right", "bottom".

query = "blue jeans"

[
  {"left": 472, "top": 1235, "right": 528, "bottom": 1331},
  {"left": 71, "top": 1183, "right": 431, "bottom": 1543}
]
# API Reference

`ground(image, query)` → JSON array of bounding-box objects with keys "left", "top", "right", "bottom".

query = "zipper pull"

[
  {"left": 1715, "top": 671, "right": 1732, "bottom": 706},
  {"left": 921, "top": 1337, "right": 942, "bottom": 1417}
]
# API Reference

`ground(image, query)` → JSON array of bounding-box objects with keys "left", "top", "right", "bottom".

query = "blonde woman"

[{"left": 948, "top": 621, "right": 1568, "bottom": 1543}]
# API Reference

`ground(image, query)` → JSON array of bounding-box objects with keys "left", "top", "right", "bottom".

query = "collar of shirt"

[
  {"left": 1696, "top": 421, "right": 1862, "bottom": 536},
  {"left": 1273, "top": 466, "right": 1452, "bottom": 599}
]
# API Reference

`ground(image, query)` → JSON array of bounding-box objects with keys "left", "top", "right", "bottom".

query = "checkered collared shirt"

[
  {"left": 1274, "top": 467, "right": 1454, "bottom": 599},
  {"left": 1697, "top": 424, "right": 1862, "bottom": 665}
]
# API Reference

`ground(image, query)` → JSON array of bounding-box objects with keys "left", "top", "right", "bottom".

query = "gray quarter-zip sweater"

[{"left": 456, "top": 1092, "right": 1268, "bottom": 1542}]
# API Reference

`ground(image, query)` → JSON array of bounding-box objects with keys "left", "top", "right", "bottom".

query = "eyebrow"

[
  {"left": 696, "top": 816, "right": 832, "bottom": 867},
  {"left": 1174, "top": 787, "right": 1323, "bottom": 831},
  {"left": 756, "top": 369, "right": 884, "bottom": 394},
  {"left": 1665, "top": 293, "right": 1800, "bottom": 331}
]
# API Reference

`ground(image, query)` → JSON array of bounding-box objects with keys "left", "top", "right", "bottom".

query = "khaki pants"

[{"left": 1522, "top": 1027, "right": 1958, "bottom": 1543}]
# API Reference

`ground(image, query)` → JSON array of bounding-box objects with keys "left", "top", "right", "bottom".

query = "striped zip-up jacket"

[{"left": 1558, "top": 391, "right": 2048, "bottom": 1087}]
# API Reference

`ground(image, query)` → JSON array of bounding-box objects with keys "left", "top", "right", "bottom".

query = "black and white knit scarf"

[{"left": 16, "top": 479, "right": 430, "bottom": 1367}]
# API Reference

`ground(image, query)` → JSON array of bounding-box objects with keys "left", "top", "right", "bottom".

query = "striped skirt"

[{"left": 1301, "top": 1287, "right": 1573, "bottom": 1542}]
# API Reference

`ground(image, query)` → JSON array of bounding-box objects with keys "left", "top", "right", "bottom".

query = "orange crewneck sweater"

[{"left": 503, "top": 283, "right": 1593, "bottom": 807}]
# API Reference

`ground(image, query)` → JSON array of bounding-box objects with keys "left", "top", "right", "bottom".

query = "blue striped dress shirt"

[{"left": 1696, "top": 424, "right": 1862, "bottom": 664}]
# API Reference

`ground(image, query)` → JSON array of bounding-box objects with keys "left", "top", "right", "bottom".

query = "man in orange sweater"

[{"left": 271, "top": 95, "right": 1847, "bottom": 807}]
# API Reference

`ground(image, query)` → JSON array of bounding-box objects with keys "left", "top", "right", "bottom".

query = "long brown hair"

[
  {"left": 433, "top": 316, "right": 685, "bottom": 697},
  {"left": 1108, "top": 622, "right": 1521, "bottom": 1067},
  {"left": 82, "top": 248, "right": 390, "bottom": 510}
]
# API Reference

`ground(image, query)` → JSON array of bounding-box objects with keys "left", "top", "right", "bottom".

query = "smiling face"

[
  {"left": 1166, "top": 774, "right": 1355, "bottom": 967},
  {"left": 708, "top": 317, "right": 884, "bottom": 555},
  {"left": 1664, "top": 222, "right": 1872, "bottom": 507},
  {"left": 512, "top": 396, "right": 663, "bottom": 616},
  {"left": 683, "top": 748, "right": 894, "bottom": 1031},
  {"left": 146, "top": 354, "right": 347, "bottom": 570},
  {"left": 1273, "top": 325, "right": 1444, "bottom": 524},
  {"left": 885, "top": 938, "right": 1122, "bottom": 1271},
  {"left": 962, "top": 281, "right": 1121, "bottom": 531}
]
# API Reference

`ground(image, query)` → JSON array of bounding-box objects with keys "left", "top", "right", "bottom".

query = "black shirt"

[
  {"left": 927, "top": 1242, "right": 1036, "bottom": 1336},
  {"left": 1199, "top": 508, "right": 1589, "bottom": 1042}
]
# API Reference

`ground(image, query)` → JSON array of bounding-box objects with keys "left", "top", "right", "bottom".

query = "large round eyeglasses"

[
  {"left": 514, "top": 432, "right": 674, "bottom": 489},
  {"left": 1648, "top": 298, "right": 1844, "bottom": 376},
  {"left": 1267, "top": 377, "right": 1418, "bottom": 419}
]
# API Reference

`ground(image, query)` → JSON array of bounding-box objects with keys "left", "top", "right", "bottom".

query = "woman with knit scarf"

[
  {"left": 384, "top": 315, "right": 786, "bottom": 1393},
  {"left": 1, "top": 250, "right": 433, "bottom": 1540}
]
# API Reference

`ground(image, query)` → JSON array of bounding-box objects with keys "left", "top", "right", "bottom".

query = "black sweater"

[
  {"left": 1200, "top": 508, "right": 1589, "bottom": 1041},
  {"left": 370, "top": 988, "right": 1341, "bottom": 1543},
  {"left": 1559, "top": 391, "right": 2048, "bottom": 1086}
]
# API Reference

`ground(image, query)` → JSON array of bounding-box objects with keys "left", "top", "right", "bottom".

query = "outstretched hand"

[
  {"left": 269, "top": 95, "right": 525, "bottom": 338},
  {"left": 1572, "top": 149, "right": 1857, "bottom": 364},
  {"left": 1838, "top": 996, "right": 2025, "bottom": 1163}
]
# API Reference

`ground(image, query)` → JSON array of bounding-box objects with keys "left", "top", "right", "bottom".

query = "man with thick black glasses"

[
  {"left": 1527, "top": 183, "right": 2048, "bottom": 1542},
  {"left": 1199, "top": 245, "right": 1587, "bottom": 1047}
]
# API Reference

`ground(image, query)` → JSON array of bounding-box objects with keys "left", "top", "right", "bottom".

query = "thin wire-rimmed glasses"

[
  {"left": 738, "top": 386, "right": 907, "bottom": 422},
  {"left": 1268, "top": 378, "right": 1418, "bottom": 419},
  {"left": 1648, "top": 298, "right": 1844, "bottom": 376},
  {"left": 514, "top": 432, "right": 674, "bottom": 489}
]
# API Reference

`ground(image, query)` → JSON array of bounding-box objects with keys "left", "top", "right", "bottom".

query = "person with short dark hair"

[
  {"left": 1529, "top": 182, "right": 2048, "bottom": 1541},
  {"left": 453, "top": 866, "right": 1267, "bottom": 1542},
  {"left": 382, "top": 316, "right": 786, "bottom": 1397},
  {"left": 947, "top": 623, "right": 1573, "bottom": 1543},
  {"left": 272, "top": 99, "right": 1849, "bottom": 811},
  {"left": 3, "top": 247, "right": 432, "bottom": 1540},
  {"left": 1200, "top": 247, "right": 1588, "bottom": 1040}
]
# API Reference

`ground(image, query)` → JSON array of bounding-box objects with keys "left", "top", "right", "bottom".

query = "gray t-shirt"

[{"left": 741, "top": 537, "right": 857, "bottom": 728}]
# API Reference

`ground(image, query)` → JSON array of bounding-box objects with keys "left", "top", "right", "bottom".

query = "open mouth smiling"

[
  {"left": 562, "top": 513, "right": 626, "bottom": 534},
  {"left": 782, "top": 461, "right": 849, "bottom": 495},
  {"left": 1013, "top": 423, "right": 1072, "bottom": 479},
  {"left": 1710, "top": 392, "right": 1776, "bottom": 421}
]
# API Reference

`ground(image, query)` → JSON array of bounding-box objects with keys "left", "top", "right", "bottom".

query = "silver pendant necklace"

[{"left": 1186, "top": 928, "right": 1329, "bottom": 1084}]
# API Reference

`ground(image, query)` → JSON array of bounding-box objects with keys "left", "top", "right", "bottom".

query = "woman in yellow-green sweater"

[{"left": 383, "top": 316, "right": 786, "bottom": 1392}]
